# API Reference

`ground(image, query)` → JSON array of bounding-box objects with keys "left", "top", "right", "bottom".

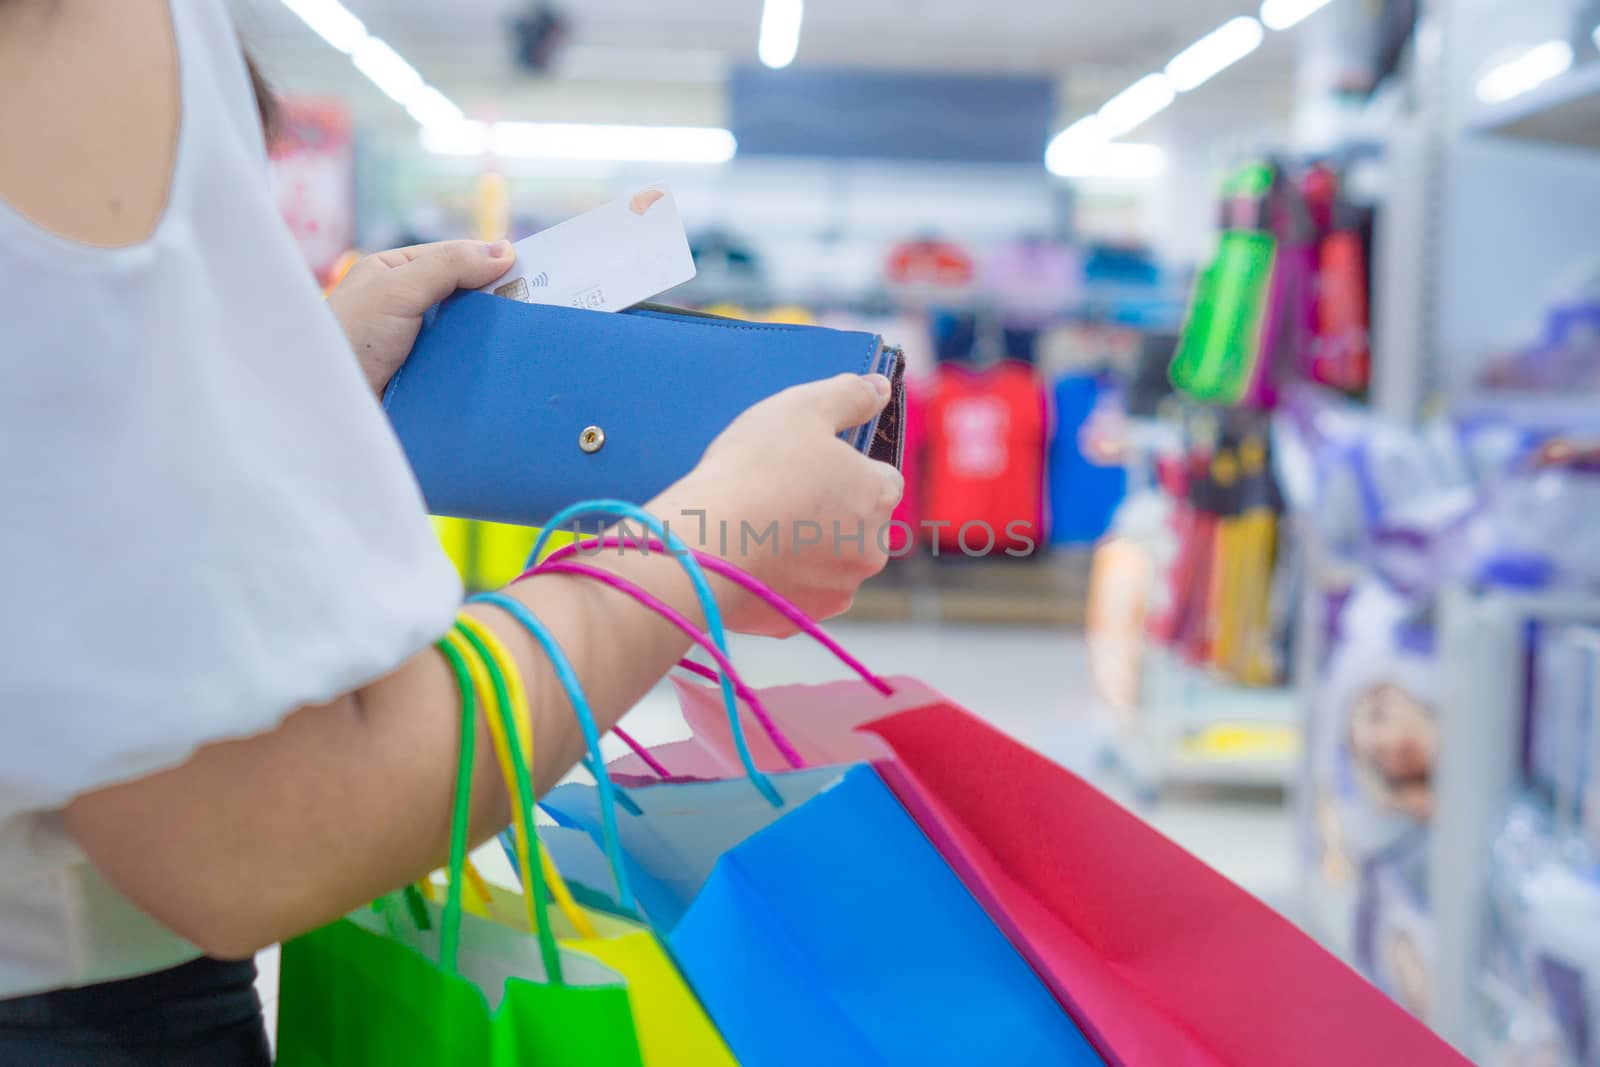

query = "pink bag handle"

[
  {"left": 534, "top": 560, "right": 806, "bottom": 769},
  {"left": 529, "top": 538, "right": 895, "bottom": 696}
]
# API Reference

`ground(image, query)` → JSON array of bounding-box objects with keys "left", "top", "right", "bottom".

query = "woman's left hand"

[{"left": 327, "top": 239, "right": 516, "bottom": 394}]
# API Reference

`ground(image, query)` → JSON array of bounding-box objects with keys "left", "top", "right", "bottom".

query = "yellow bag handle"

[{"left": 449, "top": 617, "right": 597, "bottom": 939}]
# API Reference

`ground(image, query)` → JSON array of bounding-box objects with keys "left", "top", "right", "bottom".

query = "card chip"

[{"left": 495, "top": 278, "right": 530, "bottom": 302}]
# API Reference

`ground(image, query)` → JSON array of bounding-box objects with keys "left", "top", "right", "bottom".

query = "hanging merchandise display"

[
  {"left": 922, "top": 361, "right": 1048, "bottom": 556},
  {"left": 1303, "top": 166, "right": 1373, "bottom": 397},
  {"left": 1171, "top": 161, "right": 1373, "bottom": 408},
  {"left": 886, "top": 236, "right": 977, "bottom": 288},
  {"left": 1085, "top": 399, "right": 1300, "bottom": 799},
  {"left": 1049, "top": 375, "right": 1128, "bottom": 547},
  {"left": 983, "top": 237, "right": 1085, "bottom": 328},
  {"left": 1170, "top": 163, "right": 1281, "bottom": 406}
]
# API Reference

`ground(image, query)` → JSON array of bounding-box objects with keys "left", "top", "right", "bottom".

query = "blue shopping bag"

[{"left": 541, "top": 765, "right": 1105, "bottom": 1067}]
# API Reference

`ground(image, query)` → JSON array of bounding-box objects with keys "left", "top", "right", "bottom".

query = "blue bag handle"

[
  {"left": 515, "top": 500, "right": 782, "bottom": 807},
  {"left": 473, "top": 590, "right": 640, "bottom": 914}
]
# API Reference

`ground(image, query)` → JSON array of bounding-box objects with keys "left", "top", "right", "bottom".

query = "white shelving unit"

[
  {"left": 1430, "top": 587, "right": 1600, "bottom": 1057},
  {"left": 1296, "top": 4, "right": 1600, "bottom": 1060},
  {"left": 1469, "top": 61, "right": 1600, "bottom": 149},
  {"left": 1101, "top": 651, "right": 1299, "bottom": 803}
]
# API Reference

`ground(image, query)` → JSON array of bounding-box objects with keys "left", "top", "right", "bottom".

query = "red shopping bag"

[{"left": 861, "top": 703, "right": 1472, "bottom": 1067}]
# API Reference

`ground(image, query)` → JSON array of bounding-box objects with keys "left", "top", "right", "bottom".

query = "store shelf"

[
  {"left": 1103, "top": 649, "right": 1301, "bottom": 800},
  {"left": 1469, "top": 62, "right": 1600, "bottom": 151}
]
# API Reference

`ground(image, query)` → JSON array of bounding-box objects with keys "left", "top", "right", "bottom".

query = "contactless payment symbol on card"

[{"left": 479, "top": 184, "right": 695, "bottom": 312}]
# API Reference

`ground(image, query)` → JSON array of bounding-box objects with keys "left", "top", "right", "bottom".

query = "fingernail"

[
  {"left": 866, "top": 374, "right": 891, "bottom": 398},
  {"left": 486, "top": 240, "right": 512, "bottom": 259}
]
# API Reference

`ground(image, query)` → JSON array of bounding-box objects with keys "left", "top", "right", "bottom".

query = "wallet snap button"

[{"left": 579, "top": 426, "right": 606, "bottom": 453}]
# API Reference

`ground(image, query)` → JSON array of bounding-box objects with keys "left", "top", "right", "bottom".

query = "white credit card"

[{"left": 479, "top": 185, "right": 696, "bottom": 312}]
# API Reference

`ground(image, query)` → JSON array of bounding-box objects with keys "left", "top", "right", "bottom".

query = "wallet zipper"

[{"left": 627, "top": 301, "right": 734, "bottom": 321}]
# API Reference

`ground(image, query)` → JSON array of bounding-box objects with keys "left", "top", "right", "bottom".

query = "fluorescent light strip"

[
  {"left": 1260, "top": 0, "right": 1337, "bottom": 32},
  {"left": 1476, "top": 40, "right": 1573, "bottom": 104},
  {"left": 758, "top": 0, "right": 804, "bottom": 69},
  {"left": 280, "top": 0, "right": 366, "bottom": 53},
  {"left": 404, "top": 86, "right": 464, "bottom": 129},
  {"left": 1166, "top": 17, "right": 1264, "bottom": 92},
  {"left": 1049, "top": 1, "right": 1331, "bottom": 176},
  {"left": 1046, "top": 141, "right": 1166, "bottom": 181},
  {"left": 351, "top": 37, "right": 425, "bottom": 104},
  {"left": 422, "top": 121, "right": 738, "bottom": 164},
  {"left": 280, "top": 0, "right": 466, "bottom": 133},
  {"left": 1096, "top": 74, "right": 1177, "bottom": 138}
]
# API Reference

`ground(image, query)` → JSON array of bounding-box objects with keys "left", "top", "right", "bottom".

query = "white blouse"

[{"left": 0, "top": 0, "right": 462, "bottom": 997}]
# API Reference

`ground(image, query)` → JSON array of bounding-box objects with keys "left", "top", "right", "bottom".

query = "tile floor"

[{"left": 254, "top": 622, "right": 1296, "bottom": 1046}]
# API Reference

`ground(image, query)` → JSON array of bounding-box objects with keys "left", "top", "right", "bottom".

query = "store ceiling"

[{"left": 231, "top": 0, "right": 1299, "bottom": 105}]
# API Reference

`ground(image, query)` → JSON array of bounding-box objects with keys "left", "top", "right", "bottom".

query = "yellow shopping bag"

[
  {"left": 431, "top": 518, "right": 579, "bottom": 591},
  {"left": 446, "top": 619, "right": 738, "bottom": 1067}
]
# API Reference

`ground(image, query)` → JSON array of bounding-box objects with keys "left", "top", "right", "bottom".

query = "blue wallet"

[{"left": 382, "top": 291, "right": 906, "bottom": 526}]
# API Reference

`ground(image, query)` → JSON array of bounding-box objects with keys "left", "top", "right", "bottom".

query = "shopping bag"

[
  {"left": 499, "top": 512, "right": 1104, "bottom": 1067},
  {"left": 537, "top": 536, "right": 1473, "bottom": 1067},
  {"left": 543, "top": 763, "right": 1104, "bottom": 1067},
  {"left": 489, "top": 507, "right": 1098, "bottom": 1064},
  {"left": 857, "top": 702, "right": 1475, "bottom": 1067},
  {"left": 450, "top": 613, "right": 738, "bottom": 1067},
  {"left": 275, "top": 625, "right": 645, "bottom": 1067},
  {"left": 637, "top": 669, "right": 1472, "bottom": 1066}
]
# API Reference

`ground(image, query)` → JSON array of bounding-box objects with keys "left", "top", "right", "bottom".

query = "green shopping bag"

[{"left": 274, "top": 625, "right": 646, "bottom": 1066}]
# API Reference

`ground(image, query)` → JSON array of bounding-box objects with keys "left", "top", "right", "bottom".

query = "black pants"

[{"left": 0, "top": 956, "right": 271, "bottom": 1066}]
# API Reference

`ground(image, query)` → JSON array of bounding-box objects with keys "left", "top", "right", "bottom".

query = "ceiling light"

[
  {"left": 1055, "top": 114, "right": 1111, "bottom": 146},
  {"left": 1166, "top": 17, "right": 1265, "bottom": 92},
  {"left": 280, "top": 0, "right": 367, "bottom": 53},
  {"left": 1096, "top": 74, "right": 1176, "bottom": 138},
  {"left": 1260, "top": 0, "right": 1337, "bottom": 32},
  {"left": 758, "top": 0, "right": 804, "bottom": 69},
  {"left": 351, "top": 37, "right": 425, "bottom": 105},
  {"left": 423, "top": 121, "right": 738, "bottom": 164},
  {"left": 420, "top": 121, "right": 490, "bottom": 156},
  {"left": 1047, "top": 142, "right": 1167, "bottom": 181},
  {"left": 1475, "top": 40, "right": 1573, "bottom": 104},
  {"left": 403, "top": 85, "right": 464, "bottom": 129}
]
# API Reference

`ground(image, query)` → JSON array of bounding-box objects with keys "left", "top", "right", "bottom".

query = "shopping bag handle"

[
  {"left": 431, "top": 631, "right": 484, "bottom": 975},
  {"left": 519, "top": 501, "right": 781, "bottom": 807},
  {"left": 453, "top": 619, "right": 601, "bottom": 938},
  {"left": 473, "top": 591, "right": 641, "bottom": 914},
  {"left": 530, "top": 537, "right": 893, "bottom": 696},
  {"left": 536, "top": 560, "right": 806, "bottom": 770},
  {"left": 442, "top": 623, "right": 568, "bottom": 981}
]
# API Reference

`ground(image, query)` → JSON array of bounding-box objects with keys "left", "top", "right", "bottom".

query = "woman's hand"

[
  {"left": 327, "top": 239, "right": 515, "bottom": 394},
  {"left": 649, "top": 373, "right": 905, "bottom": 635}
]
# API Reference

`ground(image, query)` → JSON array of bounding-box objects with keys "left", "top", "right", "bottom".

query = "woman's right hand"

[{"left": 648, "top": 373, "right": 904, "bottom": 635}]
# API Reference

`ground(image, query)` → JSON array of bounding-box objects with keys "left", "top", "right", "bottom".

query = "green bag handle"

[
  {"left": 433, "top": 633, "right": 482, "bottom": 976},
  {"left": 448, "top": 620, "right": 567, "bottom": 984}
]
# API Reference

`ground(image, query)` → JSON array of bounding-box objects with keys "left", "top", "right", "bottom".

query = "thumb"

[
  {"left": 392, "top": 239, "right": 515, "bottom": 306},
  {"left": 791, "top": 373, "right": 891, "bottom": 433}
]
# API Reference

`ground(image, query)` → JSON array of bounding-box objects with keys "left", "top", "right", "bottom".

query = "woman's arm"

[
  {"left": 12, "top": 0, "right": 901, "bottom": 960},
  {"left": 63, "top": 375, "right": 898, "bottom": 962}
]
